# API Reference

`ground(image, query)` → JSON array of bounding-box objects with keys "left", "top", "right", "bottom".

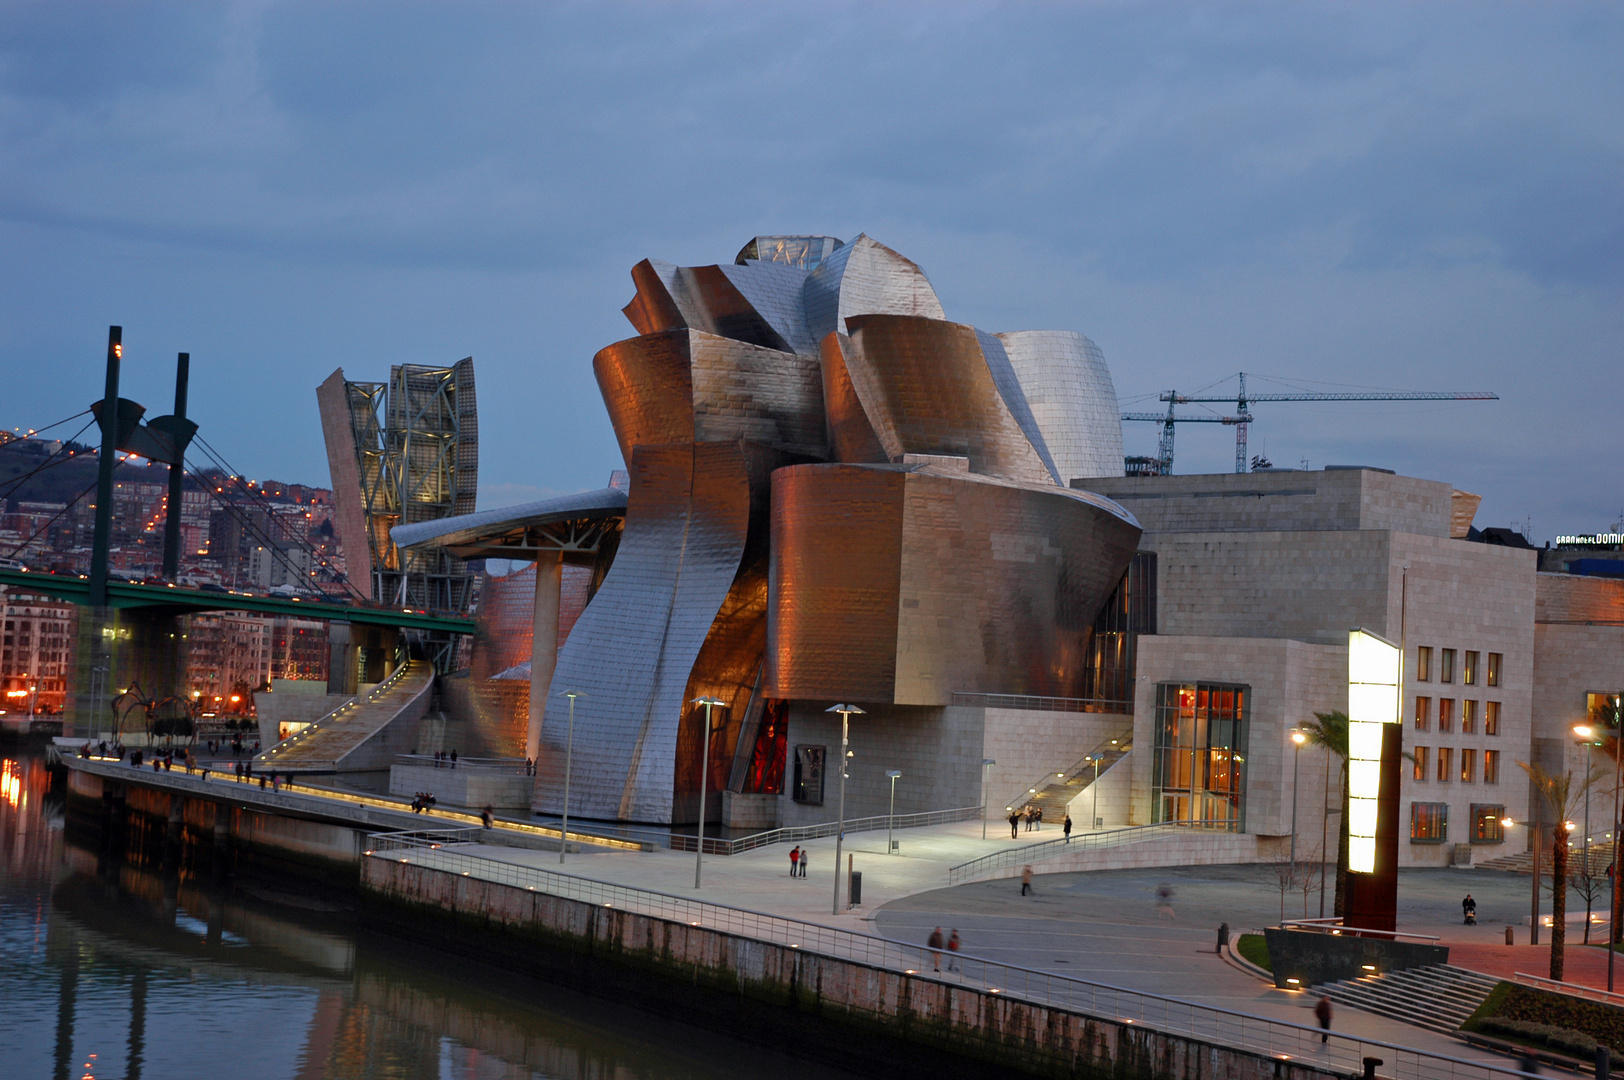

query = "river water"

[{"left": 0, "top": 750, "right": 854, "bottom": 1080}]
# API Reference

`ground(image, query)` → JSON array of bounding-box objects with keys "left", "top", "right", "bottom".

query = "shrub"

[{"left": 1478, "top": 1018, "right": 1624, "bottom": 1067}]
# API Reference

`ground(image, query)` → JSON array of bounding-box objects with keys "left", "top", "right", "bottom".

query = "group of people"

[
  {"left": 430, "top": 750, "right": 459, "bottom": 768},
  {"left": 925, "top": 926, "right": 962, "bottom": 972},
  {"left": 410, "top": 791, "right": 439, "bottom": 814},
  {"left": 787, "top": 845, "right": 810, "bottom": 877},
  {"left": 1007, "top": 805, "right": 1046, "bottom": 837}
]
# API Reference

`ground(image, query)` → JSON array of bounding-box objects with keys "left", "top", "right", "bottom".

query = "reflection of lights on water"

[{"left": 1, "top": 759, "right": 20, "bottom": 808}]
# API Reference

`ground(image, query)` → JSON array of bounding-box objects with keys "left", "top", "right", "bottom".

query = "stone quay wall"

[{"left": 362, "top": 855, "right": 1355, "bottom": 1080}]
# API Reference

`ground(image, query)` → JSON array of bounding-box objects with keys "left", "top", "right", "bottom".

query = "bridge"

[{"left": 0, "top": 566, "right": 474, "bottom": 636}]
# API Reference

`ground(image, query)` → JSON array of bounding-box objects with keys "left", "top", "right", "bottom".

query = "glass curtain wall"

[{"left": 1152, "top": 682, "right": 1248, "bottom": 829}]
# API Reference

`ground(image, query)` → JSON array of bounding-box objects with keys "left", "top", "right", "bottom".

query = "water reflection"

[{"left": 0, "top": 752, "right": 851, "bottom": 1080}]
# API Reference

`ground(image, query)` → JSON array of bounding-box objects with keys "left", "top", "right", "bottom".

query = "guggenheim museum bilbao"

[{"left": 387, "top": 233, "right": 1624, "bottom": 867}]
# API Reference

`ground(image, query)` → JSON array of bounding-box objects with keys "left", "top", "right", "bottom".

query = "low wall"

[
  {"left": 977, "top": 832, "right": 1291, "bottom": 883},
  {"left": 389, "top": 763, "right": 533, "bottom": 811},
  {"left": 723, "top": 791, "right": 778, "bottom": 830},
  {"left": 362, "top": 857, "right": 1351, "bottom": 1080},
  {"left": 1263, "top": 928, "right": 1450, "bottom": 990}
]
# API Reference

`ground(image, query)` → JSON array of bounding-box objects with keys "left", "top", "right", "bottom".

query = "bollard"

[
  {"left": 1217, "top": 922, "right": 1230, "bottom": 954},
  {"left": 1598, "top": 1045, "right": 1611, "bottom": 1080},
  {"left": 1506, "top": 925, "right": 1515, "bottom": 946},
  {"left": 1363, "top": 1057, "right": 1383, "bottom": 1080}
]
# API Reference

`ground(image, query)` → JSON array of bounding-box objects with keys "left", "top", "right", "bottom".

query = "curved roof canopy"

[{"left": 390, "top": 486, "right": 627, "bottom": 561}]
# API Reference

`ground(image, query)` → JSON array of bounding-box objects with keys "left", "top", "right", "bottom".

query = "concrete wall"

[
  {"left": 1067, "top": 753, "right": 1131, "bottom": 829},
  {"left": 972, "top": 831, "right": 1291, "bottom": 884},
  {"left": 389, "top": 763, "right": 533, "bottom": 811},
  {"left": 362, "top": 856, "right": 1348, "bottom": 1080},
  {"left": 254, "top": 685, "right": 353, "bottom": 745},
  {"left": 982, "top": 708, "right": 1130, "bottom": 822}
]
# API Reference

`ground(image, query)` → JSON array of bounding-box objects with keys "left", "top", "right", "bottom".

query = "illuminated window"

[
  {"left": 791, "top": 745, "right": 825, "bottom": 805},
  {"left": 1151, "top": 682, "right": 1248, "bottom": 829},
  {"left": 1472, "top": 804, "right": 1505, "bottom": 843},
  {"left": 1414, "top": 696, "right": 1431, "bottom": 731},
  {"left": 1464, "top": 651, "right": 1478, "bottom": 686},
  {"left": 1416, "top": 647, "right": 1432, "bottom": 682},
  {"left": 1436, "top": 747, "right": 1453, "bottom": 783},
  {"left": 1461, "top": 749, "right": 1476, "bottom": 783},
  {"left": 1487, "top": 653, "right": 1501, "bottom": 688},
  {"left": 1484, "top": 749, "right": 1500, "bottom": 784},
  {"left": 1485, "top": 701, "right": 1501, "bottom": 736},
  {"left": 1411, "top": 802, "right": 1448, "bottom": 843},
  {"left": 1462, "top": 700, "right": 1477, "bottom": 734},
  {"left": 1413, "top": 745, "right": 1429, "bottom": 781},
  {"left": 1439, "top": 698, "right": 1454, "bottom": 733},
  {"left": 1441, "top": 649, "right": 1456, "bottom": 684}
]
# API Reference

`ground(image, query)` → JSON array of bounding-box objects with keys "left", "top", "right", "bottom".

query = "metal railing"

[
  {"left": 1002, "top": 729, "right": 1132, "bottom": 822},
  {"left": 393, "top": 754, "right": 531, "bottom": 774},
  {"left": 1279, "top": 920, "right": 1442, "bottom": 944},
  {"left": 1511, "top": 971, "right": 1624, "bottom": 1008},
  {"left": 950, "top": 691, "right": 1133, "bottom": 714},
  {"left": 663, "top": 805, "right": 985, "bottom": 856},
  {"left": 260, "top": 660, "right": 421, "bottom": 767},
  {"left": 364, "top": 836, "right": 1529, "bottom": 1080},
  {"left": 948, "top": 818, "right": 1239, "bottom": 885}
]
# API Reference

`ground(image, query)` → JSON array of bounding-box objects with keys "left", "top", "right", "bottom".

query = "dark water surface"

[{"left": 0, "top": 750, "right": 854, "bottom": 1080}]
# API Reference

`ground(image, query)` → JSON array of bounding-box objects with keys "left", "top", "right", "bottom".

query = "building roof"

[{"left": 389, "top": 487, "right": 628, "bottom": 560}]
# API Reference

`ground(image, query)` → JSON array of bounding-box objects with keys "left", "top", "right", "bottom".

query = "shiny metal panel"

[
  {"left": 841, "top": 314, "right": 1054, "bottom": 485},
  {"left": 622, "top": 259, "right": 686, "bottom": 336},
  {"left": 975, "top": 328, "right": 1063, "bottom": 485},
  {"left": 533, "top": 442, "right": 752, "bottom": 823},
  {"left": 717, "top": 260, "right": 816, "bottom": 355},
  {"left": 593, "top": 330, "right": 695, "bottom": 466},
  {"left": 996, "top": 330, "right": 1125, "bottom": 482},
  {"left": 818, "top": 333, "right": 888, "bottom": 464},
  {"left": 803, "top": 234, "right": 945, "bottom": 343}
]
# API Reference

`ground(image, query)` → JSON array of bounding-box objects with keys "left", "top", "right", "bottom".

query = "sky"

[{"left": 1, "top": 2, "right": 1619, "bottom": 541}]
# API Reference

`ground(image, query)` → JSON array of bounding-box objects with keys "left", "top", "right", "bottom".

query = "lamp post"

[
  {"left": 1090, "top": 754, "right": 1103, "bottom": 830},
  {"left": 1576, "top": 718, "right": 1624, "bottom": 989},
  {"left": 827, "top": 703, "right": 864, "bottom": 914},
  {"left": 886, "top": 770, "right": 902, "bottom": 854},
  {"left": 558, "top": 690, "right": 580, "bottom": 865},
  {"left": 981, "top": 758, "right": 996, "bottom": 839},
  {"left": 1290, "top": 730, "right": 1307, "bottom": 871},
  {"left": 692, "top": 696, "right": 727, "bottom": 888},
  {"left": 1504, "top": 814, "right": 1542, "bottom": 945}
]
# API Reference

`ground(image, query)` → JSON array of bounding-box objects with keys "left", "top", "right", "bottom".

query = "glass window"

[
  {"left": 1472, "top": 804, "right": 1505, "bottom": 843},
  {"left": 1462, "top": 700, "right": 1477, "bottom": 734},
  {"left": 1464, "top": 651, "right": 1479, "bottom": 686},
  {"left": 1413, "top": 745, "right": 1429, "bottom": 781},
  {"left": 1437, "top": 747, "right": 1453, "bottom": 783},
  {"left": 1441, "top": 649, "right": 1456, "bottom": 684},
  {"left": 1485, "top": 701, "right": 1500, "bottom": 736},
  {"left": 1461, "top": 748, "right": 1476, "bottom": 783},
  {"left": 1487, "top": 653, "right": 1501, "bottom": 688},
  {"left": 1414, "top": 696, "right": 1431, "bottom": 731},
  {"left": 1589, "top": 693, "right": 1623, "bottom": 726},
  {"left": 1484, "top": 749, "right": 1500, "bottom": 784},
  {"left": 792, "top": 745, "right": 825, "bottom": 805},
  {"left": 1411, "top": 802, "right": 1448, "bottom": 843},
  {"left": 1151, "top": 682, "right": 1249, "bottom": 829},
  {"left": 1439, "top": 699, "right": 1454, "bottom": 733},
  {"left": 1416, "top": 647, "right": 1432, "bottom": 682}
]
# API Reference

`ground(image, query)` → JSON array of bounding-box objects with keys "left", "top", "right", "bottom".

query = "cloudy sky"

[{"left": 2, "top": 2, "right": 1619, "bottom": 540}]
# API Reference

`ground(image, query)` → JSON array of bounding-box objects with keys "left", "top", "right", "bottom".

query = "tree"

[
  {"left": 1298, "top": 842, "right": 1323, "bottom": 918},
  {"left": 1569, "top": 837, "right": 1607, "bottom": 946},
  {"left": 1296, "top": 711, "right": 1350, "bottom": 916},
  {"left": 1519, "top": 762, "right": 1601, "bottom": 981}
]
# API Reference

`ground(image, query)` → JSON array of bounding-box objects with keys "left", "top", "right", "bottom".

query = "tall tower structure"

[{"left": 317, "top": 358, "right": 479, "bottom": 612}]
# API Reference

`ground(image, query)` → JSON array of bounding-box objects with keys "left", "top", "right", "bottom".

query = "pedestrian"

[
  {"left": 1021, "top": 864, "right": 1034, "bottom": 896},
  {"left": 1156, "top": 883, "right": 1176, "bottom": 920},
  {"left": 1034, "top": 806, "right": 1043, "bottom": 831},
  {"left": 799, "top": 849, "right": 808, "bottom": 877},
  {"left": 790, "top": 846, "right": 800, "bottom": 877},
  {"left": 525, "top": 757, "right": 534, "bottom": 776},
  {"left": 450, "top": 749, "right": 458, "bottom": 768},
  {"left": 1517, "top": 1052, "right": 1542, "bottom": 1076},
  {"left": 1314, "top": 995, "right": 1332, "bottom": 1045},
  {"left": 1008, "top": 809, "right": 1020, "bottom": 839},
  {"left": 947, "top": 928, "right": 961, "bottom": 972},
  {"left": 927, "top": 926, "right": 944, "bottom": 971},
  {"left": 1063, "top": 814, "right": 1073, "bottom": 842},
  {"left": 1462, "top": 893, "right": 1478, "bottom": 924},
  {"left": 481, "top": 805, "right": 493, "bottom": 830}
]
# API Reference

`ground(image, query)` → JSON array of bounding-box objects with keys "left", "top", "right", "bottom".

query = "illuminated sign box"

[{"left": 1347, "top": 628, "right": 1401, "bottom": 874}]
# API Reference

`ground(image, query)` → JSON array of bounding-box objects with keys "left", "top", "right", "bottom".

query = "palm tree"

[
  {"left": 1519, "top": 762, "right": 1601, "bottom": 981},
  {"left": 1296, "top": 710, "right": 1350, "bottom": 916}
]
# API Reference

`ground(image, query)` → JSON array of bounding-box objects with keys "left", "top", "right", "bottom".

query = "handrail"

[
  {"left": 259, "top": 660, "right": 422, "bottom": 766},
  {"left": 947, "top": 818, "right": 1239, "bottom": 885},
  {"left": 394, "top": 754, "right": 530, "bottom": 774},
  {"left": 1511, "top": 972, "right": 1624, "bottom": 1008},
  {"left": 556, "top": 805, "right": 986, "bottom": 856},
  {"left": 1002, "top": 728, "right": 1132, "bottom": 821},
  {"left": 950, "top": 691, "right": 1133, "bottom": 714},
  {"left": 365, "top": 836, "right": 1534, "bottom": 1080},
  {"left": 1278, "top": 920, "right": 1442, "bottom": 943}
]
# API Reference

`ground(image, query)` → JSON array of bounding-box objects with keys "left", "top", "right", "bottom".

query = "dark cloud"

[{"left": 0, "top": 2, "right": 1619, "bottom": 536}]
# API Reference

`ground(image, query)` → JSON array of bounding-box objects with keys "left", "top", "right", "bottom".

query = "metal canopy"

[{"left": 389, "top": 486, "right": 628, "bottom": 562}]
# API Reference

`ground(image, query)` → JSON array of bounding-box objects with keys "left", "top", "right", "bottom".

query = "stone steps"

[
  {"left": 1315, "top": 964, "right": 1499, "bottom": 1035},
  {"left": 258, "top": 661, "right": 435, "bottom": 769}
]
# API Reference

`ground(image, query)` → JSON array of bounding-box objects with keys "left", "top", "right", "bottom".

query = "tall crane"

[{"left": 1122, "top": 372, "right": 1498, "bottom": 475}]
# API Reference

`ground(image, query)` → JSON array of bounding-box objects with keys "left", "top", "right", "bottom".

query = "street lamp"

[
  {"left": 558, "top": 690, "right": 581, "bottom": 865},
  {"left": 1576, "top": 718, "right": 1624, "bottom": 990},
  {"left": 1503, "top": 814, "right": 1543, "bottom": 946},
  {"left": 981, "top": 758, "right": 996, "bottom": 839},
  {"left": 886, "top": 770, "right": 902, "bottom": 854},
  {"left": 692, "top": 696, "right": 727, "bottom": 888},
  {"left": 1089, "top": 754, "right": 1104, "bottom": 831},
  {"left": 827, "top": 703, "right": 864, "bottom": 914},
  {"left": 1289, "top": 729, "right": 1307, "bottom": 871}
]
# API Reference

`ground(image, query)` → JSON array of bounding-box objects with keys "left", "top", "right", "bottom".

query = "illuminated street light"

[{"left": 692, "top": 696, "right": 727, "bottom": 888}]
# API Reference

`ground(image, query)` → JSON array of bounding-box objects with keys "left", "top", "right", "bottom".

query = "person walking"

[
  {"left": 1156, "top": 883, "right": 1176, "bottom": 920},
  {"left": 799, "top": 849, "right": 808, "bottom": 877},
  {"left": 450, "top": 749, "right": 458, "bottom": 768},
  {"left": 1063, "top": 814, "right": 1073, "bottom": 842},
  {"left": 1021, "top": 864, "right": 1034, "bottom": 896},
  {"left": 947, "top": 928, "right": 961, "bottom": 972},
  {"left": 1008, "top": 809, "right": 1020, "bottom": 839},
  {"left": 1462, "top": 893, "right": 1478, "bottom": 924},
  {"left": 1314, "top": 995, "right": 1332, "bottom": 1044},
  {"left": 481, "top": 805, "right": 494, "bottom": 830},
  {"left": 927, "top": 926, "right": 944, "bottom": 971},
  {"left": 789, "top": 846, "right": 800, "bottom": 877},
  {"left": 1034, "top": 806, "right": 1043, "bottom": 832}
]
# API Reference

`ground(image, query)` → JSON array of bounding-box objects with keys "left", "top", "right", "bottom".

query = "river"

[{"left": 0, "top": 749, "right": 855, "bottom": 1080}]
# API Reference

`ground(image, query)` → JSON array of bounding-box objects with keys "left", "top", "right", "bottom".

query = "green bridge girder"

[{"left": 0, "top": 567, "right": 475, "bottom": 635}]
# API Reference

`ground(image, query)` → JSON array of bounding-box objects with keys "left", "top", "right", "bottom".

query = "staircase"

[
  {"left": 1011, "top": 732, "right": 1132, "bottom": 822},
  {"left": 1478, "top": 845, "right": 1609, "bottom": 875},
  {"left": 256, "top": 661, "right": 436, "bottom": 772},
  {"left": 1316, "top": 964, "right": 1499, "bottom": 1034}
]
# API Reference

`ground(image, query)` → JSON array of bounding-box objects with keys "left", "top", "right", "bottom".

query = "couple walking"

[
  {"left": 926, "top": 926, "right": 961, "bottom": 972},
  {"left": 788, "top": 845, "right": 809, "bottom": 877}
]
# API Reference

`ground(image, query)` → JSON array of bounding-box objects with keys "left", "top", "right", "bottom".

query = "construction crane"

[{"left": 1122, "top": 372, "right": 1499, "bottom": 475}]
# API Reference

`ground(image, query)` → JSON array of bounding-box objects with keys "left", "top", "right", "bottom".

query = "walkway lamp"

[
  {"left": 1090, "top": 753, "right": 1104, "bottom": 830},
  {"left": 980, "top": 758, "right": 995, "bottom": 839},
  {"left": 692, "top": 696, "right": 727, "bottom": 888},
  {"left": 1575, "top": 718, "right": 1623, "bottom": 990},
  {"left": 827, "top": 703, "right": 864, "bottom": 914},
  {"left": 1503, "top": 814, "right": 1544, "bottom": 946},
  {"left": 1289, "top": 729, "right": 1307, "bottom": 871},
  {"left": 559, "top": 690, "right": 581, "bottom": 865},
  {"left": 886, "top": 770, "right": 902, "bottom": 854}
]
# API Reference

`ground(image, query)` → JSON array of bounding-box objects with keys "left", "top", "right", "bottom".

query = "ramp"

[{"left": 257, "top": 661, "right": 435, "bottom": 773}]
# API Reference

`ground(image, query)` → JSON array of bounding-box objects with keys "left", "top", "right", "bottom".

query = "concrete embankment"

[{"left": 361, "top": 855, "right": 1353, "bottom": 1080}]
